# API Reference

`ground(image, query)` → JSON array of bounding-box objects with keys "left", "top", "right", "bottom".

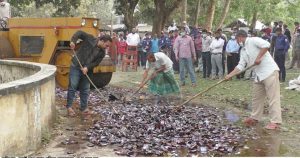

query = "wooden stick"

[
  {"left": 71, "top": 50, "right": 118, "bottom": 114},
  {"left": 125, "top": 72, "right": 153, "bottom": 101},
  {"left": 176, "top": 64, "right": 255, "bottom": 108}
]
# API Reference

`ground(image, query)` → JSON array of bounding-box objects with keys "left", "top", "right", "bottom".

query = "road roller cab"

[{"left": 0, "top": 17, "right": 116, "bottom": 89}]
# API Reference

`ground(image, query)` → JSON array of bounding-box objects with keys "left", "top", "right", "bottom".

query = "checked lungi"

[{"left": 148, "top": 70, "right": 180, "bottom": 96}]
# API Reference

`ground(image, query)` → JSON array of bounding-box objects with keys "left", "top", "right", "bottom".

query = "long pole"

[{"left": 176, "top": 64, "right": 255, "bottom": 108}]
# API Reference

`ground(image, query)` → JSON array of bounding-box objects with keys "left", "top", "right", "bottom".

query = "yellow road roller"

[{"left": 0, "top": 17, "right": 116, "bottom": 89}]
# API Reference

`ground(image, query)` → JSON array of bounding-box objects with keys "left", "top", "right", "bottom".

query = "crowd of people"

[
  {"left": 113, "top": 20, "right": 300, "bottom": 84},
  {"left": 104, "top": 20, "right": 300, "bottom": 130}
]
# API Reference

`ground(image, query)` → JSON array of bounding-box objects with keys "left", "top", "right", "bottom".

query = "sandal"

[
  {"left": 243, "top": 117, "right": 258, "bottom": 126},
  {"left": 82, "top": 109, "right": 93, "bottom": 120},
  {"left": 265, "top": 123, "right": 280, "bottom": 130},
  {"left": 67, "top": 107, "right": 76, "bottom": 117}
]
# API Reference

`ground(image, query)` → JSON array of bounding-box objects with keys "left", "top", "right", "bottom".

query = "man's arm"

[
  {"left": 225, "top": 50, "right": 247, "bottom": 80},
  {"left": 190, "top": 38, "right": 196, "bottom": 60},
  {"left": 174, "top": 38, "right": 179, "bottom": 60},
  {"left": 254, "top": 37, "right": 271, "bottom": 65}
]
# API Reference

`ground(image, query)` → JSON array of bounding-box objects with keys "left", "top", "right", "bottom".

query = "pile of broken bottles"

[{"left": 80, "top": 87, "right": 256, "bottom": 157}]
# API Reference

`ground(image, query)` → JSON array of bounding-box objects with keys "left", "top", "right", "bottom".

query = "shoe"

[
  {"left": 265, "top": 123, "right": 280, "bottom": 130},
  {"left": 66, "top": 107, "right": 76, "bottom": 117},
  {"left": 192, "top": 83, "right": 196, "bottom": 87},
  {"left": 243, "top": 117, "right": 258, "bottom": 126},
  {"left": 180, "top": 83, "right": 185, "bottom": 86}
]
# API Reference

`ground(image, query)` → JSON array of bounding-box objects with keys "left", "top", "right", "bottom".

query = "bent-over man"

[
  {"left": 140, "top": 52, "right": 180, "bottom": 104},
  {"left": 66, "top": 31, "right": 112, "bottom": 118}
]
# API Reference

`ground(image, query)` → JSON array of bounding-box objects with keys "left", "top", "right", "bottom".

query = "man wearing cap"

[
  {"left": 270, "top": 28, "right": 290, "bottom": 82},
  {"left": 66, "top": 31, "right": 112, "bottom": 118},
  {"left": 183, "top": 21, "right": 190, "bottom": 35},
  {"left": 225, "top": 30, "right": 282, "bottom": 130}
]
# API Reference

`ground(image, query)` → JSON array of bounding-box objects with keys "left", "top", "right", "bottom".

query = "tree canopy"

[{"left": 8, "top": 0, "right": 300, "bottom": 32}]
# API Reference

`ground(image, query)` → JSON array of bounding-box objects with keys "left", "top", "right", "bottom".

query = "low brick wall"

[{"left": 0, "top": 60, "right": 56, "bottom": 156}]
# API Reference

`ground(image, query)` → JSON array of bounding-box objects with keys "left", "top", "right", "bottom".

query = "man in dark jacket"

[{"left": 67, "top": 30, "right": 112, "bottom": 117}]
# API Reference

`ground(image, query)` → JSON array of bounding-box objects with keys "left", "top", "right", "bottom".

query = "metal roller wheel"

[{"left": 90, "top": 72, "right": 113, "bottom": 89}]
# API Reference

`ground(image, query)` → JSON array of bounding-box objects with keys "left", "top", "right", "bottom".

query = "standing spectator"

[
  {"left": 0, "top": 0, "right": 11, "bottom": 19},
  {"left": 108, "top": 32, "right": 119, "bottom": 65},
  {"left": 270, "top": 28, "right": 290, "bottom": 82},
  {"left": 190, "top": 25, "right": 199, "bottom": 39},
  {"left": 150, "top": 34, "right": 159, "bottom": 53},
  {"left": 293, "top": 22, "right": 300, "bottom": 35},
  {"left": 117, "top": 33, "right": 127, "bottom": 65},
  {"left": 126, "top": 28, "right": 140, "bottom": 69},
  {"left": 226, "top": 33, "right": 240, "bottom": 77},
  {"left": 193, "top": 30, "right": 203, "bottom": 72},
  {"left": 272, "top": 22, "right": 279, "bottom": 33},
  {"left": 126, "top": 28, "right": 140, "bottom": 48},
  {"left": 141, "top": 33, "right": 152, "bottom": 67},
  {"left": 217, "top": 28, "right": 227, "bottom": 76},
  {"left": 159, "top": 31, "right": 171, "bottom": 52},
  {"left": 289, "top": 29, "right": 300, "bottom": 69},
  {"left": 183, "top": 21, "right": 191, "bottom": 34},
  {"left": 168, "top": 23, "right": 178, "bottom": 33},
  {"left": 210, "top": 31, "right": 225, "bottom": 79},
  {"left": 171, "top": 30, "right": 180, "bottom": 73},
  {"left": 278, "top": 21, "right": 284, "bottom": 33},
  {"left": 261, "top": 30, "right": 271, "bottom": 42},
  {"left": 201, "top": 29, "right": 213, "bottom": 78},
  {"left": 225, "top": 30, "right": 282, "bottom": 130},
  {"left": 137, "top": 38, "right": 144, "bottom": 67},
  {"left": 174, "top": 30, "right": 197, "bottom": 86},
  {"left": 283, "top": 24, "right": 291, "bottom": 43},
  {"left": 263, "top": 23, "right": 272, "bottom": 36}
]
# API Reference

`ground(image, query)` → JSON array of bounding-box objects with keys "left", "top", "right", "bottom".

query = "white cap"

[{"left": 183, "top": 21, "right": 187, "bottom": 24}]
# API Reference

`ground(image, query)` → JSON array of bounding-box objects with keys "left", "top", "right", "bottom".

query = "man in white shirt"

[
  {"left": 0, "top": 0, "right": 10, "bottom": 17},
  {"left": 168, "top": 23, "right": 178, "bottom": 33},
  {"left": 225, "top": 30, "right": 282, "bottom": 130},
  {"left": 126, "top": 28, "right": 140, "bottom": 47},
  {"left": 140, "top": 52, "right": 180, "bottom": 100},
  {"left": 209, "top": 31, "right": 225, "bottom": 79},
  {"left": 183, "top": 21, "right": 190, "bottom": 35}
]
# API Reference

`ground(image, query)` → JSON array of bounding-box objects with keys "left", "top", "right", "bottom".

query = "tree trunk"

[
  {"left": 194, "top": 0, "right": 201, "bottom": 26},
  {"left": 182, "top": 0, "right": 187, "bottom": 22},
  {"left": 249, "top": 0, "right": 259, "bottom": 30},
  {"left": 249, "top": 12, "right": 257, "bottom": 31},
  {"left": 152, "top": 0, "right": 184, "bottom": 35},
  {"left": 205, "top": 0, "right": 216, "bottom": 31},
  {"left": 216, "top": 0, "right": 231, "bottom": 29},
  {"left": 123, "top": 10, "right": 135, "bottom": 32}
]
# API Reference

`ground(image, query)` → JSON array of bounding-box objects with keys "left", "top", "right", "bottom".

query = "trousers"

[
  {"left": 202, "top": 51, "right": 211, "bottom": 78},
  {"left": 179, "top": 58, "right": 196, "bottom": 84},
  {"left": 211, "top": 53, "right": 223, "bottom": 77},
  {"left": 251, "top": 71, "right": 282, "bottom": 124},
  {"left": 66, "top": 65, "right": 90, "bottom": 111}
]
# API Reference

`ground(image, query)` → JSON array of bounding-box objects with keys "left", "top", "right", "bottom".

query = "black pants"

[
  {"left": 216, "top": 52, "right": 226, "bottom": 75},
  {"left": 139, "top": 51, "right": 147, "bottom": 67},
  {"left": 274, "top": 53, "right": 286, "bottom": 81},
  {"left": 171, "top": 50, "right": 179, "bottom": 72},
  {"left": 227, "top": 53, "right": 239, "bottom": 75},
  {"left": 202, "top": 51, "right": 211, "bottom": 78}
]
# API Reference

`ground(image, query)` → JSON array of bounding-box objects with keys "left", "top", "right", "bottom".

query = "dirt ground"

[{"left": 32, "top": 67, "right": 300, "bottom": 157}]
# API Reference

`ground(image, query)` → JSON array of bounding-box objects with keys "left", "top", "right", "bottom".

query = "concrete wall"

[{"left": 0, "top": 60, "right": 56, "bottom": 156}]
